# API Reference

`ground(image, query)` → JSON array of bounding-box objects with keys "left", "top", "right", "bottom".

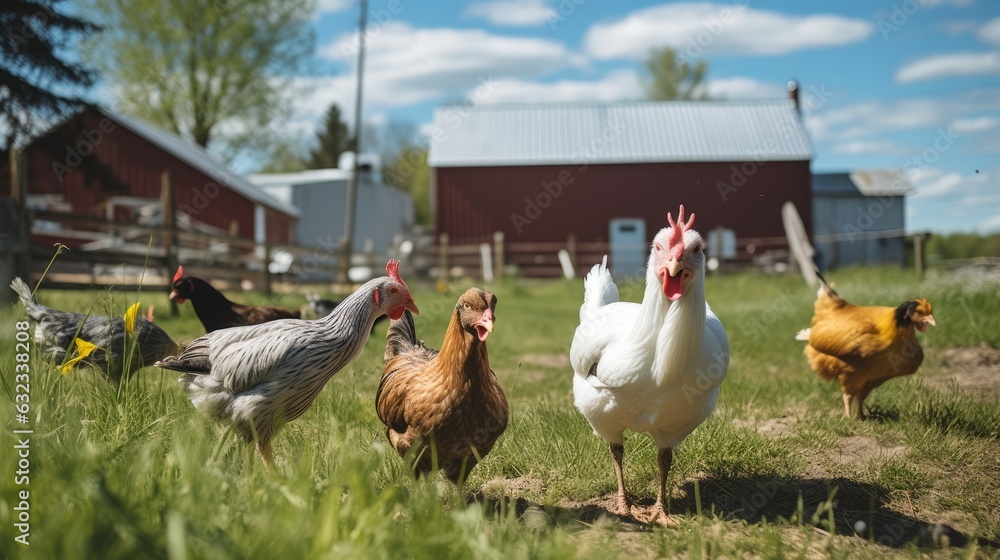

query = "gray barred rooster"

[
  {"left": 10, "top": 277, "right": 179, "bottom": 382},
  {"left": 155, "top": 260, "right": 419, "bottom": 471}
]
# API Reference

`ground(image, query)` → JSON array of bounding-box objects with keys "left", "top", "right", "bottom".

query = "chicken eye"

[
  {"left": 654, "top": 243, "right": 661, "bottom": 252},
  {"left": 694, "top": 246, "right": 703, "bottom": 255},
  {"left": 389, "top": 287, "right": 398, "bottom": 296},
  {"left": 463, "top": 303, "right": 471, "bottom": 310}
]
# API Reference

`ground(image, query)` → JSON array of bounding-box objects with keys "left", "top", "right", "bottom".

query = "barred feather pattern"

[
  {"left": 10, "top": 277, "right": 179, "bottom": 381},
  {"left": 157, "top": 276, "right": 393, "bottom": 447}
]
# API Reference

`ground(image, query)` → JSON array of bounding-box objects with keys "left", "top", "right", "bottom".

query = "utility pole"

[{"left": 337, "top": 0, "right": 368, "bottom": 284}]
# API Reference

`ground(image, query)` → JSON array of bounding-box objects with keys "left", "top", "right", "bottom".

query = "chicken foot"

[{"left": 644, "top": 447, "right": 678, "bottom": 527}]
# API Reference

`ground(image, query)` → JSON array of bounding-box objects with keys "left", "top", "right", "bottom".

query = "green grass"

[{"left": 0, "top": 266, "right": 998, "bottom": 558}]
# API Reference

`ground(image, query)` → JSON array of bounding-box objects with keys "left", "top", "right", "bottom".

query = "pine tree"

[
  {"left": 308, "top": 103, "right": 350, "bottom": 169},
  {"left": 0, "top": 0, "right": 97, "bottom": 149}
]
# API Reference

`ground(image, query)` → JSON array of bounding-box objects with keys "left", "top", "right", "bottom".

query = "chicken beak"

[
  {"left": 405, "top": 298, "right": 420, "bottom": 315},
  {"left": 474, "top": 309, "right": 494, "bottom": 342},
  {"left": 665, "top": 259, "right": 683, "bottom": 278},
  {"left": 926, "top": 315, "right": 936, "bottom": 327}
]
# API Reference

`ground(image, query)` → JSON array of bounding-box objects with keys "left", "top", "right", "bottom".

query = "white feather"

[{"left": 569, "top": 229, "right": 729, "bottom": 450}]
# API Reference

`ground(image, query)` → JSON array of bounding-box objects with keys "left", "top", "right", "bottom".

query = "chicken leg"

[
  {"left": 645, "top": 447, "right": 678, "bottom": 527},
  {"left": 256, "top": 441, "right": 276, "bottom": 473},
  {"left": 608, "top": 442, "right": 632, "bottom": 518},
  {"left": 842, "top": 393, "right": 854, "bottom": 419}
]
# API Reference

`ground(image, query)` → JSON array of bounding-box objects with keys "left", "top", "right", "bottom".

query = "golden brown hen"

[
  {"left": 797, "top": 277, "right": 936, "bottom": 419},
  {"left": 377, "top": 288, "right": 508, "bottom": 483}
]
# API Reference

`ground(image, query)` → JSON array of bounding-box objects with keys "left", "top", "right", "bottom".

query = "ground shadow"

[{"left": 473, "top": 475, "right": 999, "bottom": 550}]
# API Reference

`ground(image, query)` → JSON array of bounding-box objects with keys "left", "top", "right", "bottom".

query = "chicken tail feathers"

[
  {"left": 815, "top": 269, "right": 841, "bottom": 300},
  {"left": 795, "top": 328, "right": 811, "bottom": 341},
  {"left": 385, "top": 310, "right": 417, "bottom": 361},
  {"left": 580, "top": 255, "right": 619, "bottom": 322}
]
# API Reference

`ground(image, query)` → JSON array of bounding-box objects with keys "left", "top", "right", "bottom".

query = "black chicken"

[{"left": 11, "top": 278, "right": 180, "bottom": 381}]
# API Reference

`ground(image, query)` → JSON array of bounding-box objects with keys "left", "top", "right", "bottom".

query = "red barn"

[
  {"left": 19, "top": 105, "right": 297, "bottom": 246},
  {"left": 429, "top": 98, "right": 813, "bottom": 275}
]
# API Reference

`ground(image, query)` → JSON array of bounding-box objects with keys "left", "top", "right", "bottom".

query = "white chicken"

[{"left": 570, "top": 205, "right": 729, "bottom": 526}]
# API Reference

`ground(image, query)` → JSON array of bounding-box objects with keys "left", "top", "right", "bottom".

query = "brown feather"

[{"left": 377, "top": 288, "right": 508, "bottom": 482}]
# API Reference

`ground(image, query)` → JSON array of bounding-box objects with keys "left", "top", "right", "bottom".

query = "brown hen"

[
  {"left": 377, "top": 288, "right": 508, "bottom": 483},
  {"left": 797, "top": 277, "right": 935, "bottom": 419}
]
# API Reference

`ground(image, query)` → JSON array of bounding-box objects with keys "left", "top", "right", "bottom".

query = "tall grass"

[{"left": 1, "top": 265, "right": 997, "bottom": 558}]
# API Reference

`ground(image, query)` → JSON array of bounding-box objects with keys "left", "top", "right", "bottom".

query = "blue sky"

[{"left": 192, "top": 0, "right": 1000, "bottom": 233}]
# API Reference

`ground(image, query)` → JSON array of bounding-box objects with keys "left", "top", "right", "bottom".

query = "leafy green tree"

[
  {"left": 260, "top": 144, "right": 309, "bottom": 173},
  {"left": 308, "top": 103, "right": 350, "bottom": 169},
  {"left": 644, "top": 46, "right": 709, "bottom": 101},
  {"left": 385, "top": 146, "right": 431, "bottom": 225},
  {"left": 83, "top": 0, "right": 313, "bottom": 154},
  {"left": 1, "top": 0, "right": 97, "bottom": 150}
]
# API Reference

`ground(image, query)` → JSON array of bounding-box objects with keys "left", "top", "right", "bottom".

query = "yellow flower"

[
  {"left": 61, "top": 338, "right": 98, "bottom": 374},
  {"left": 124, "top": 301, "right": 142, "bottom": 334}
]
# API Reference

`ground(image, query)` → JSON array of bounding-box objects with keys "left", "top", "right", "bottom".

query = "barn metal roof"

[
  {"left": 813, "top": 170, "right": 912, "bottom": 197},
  {"left": 428, "top": 100, "right": 813, "bottom": 167},
  {"left": 100, "top": 108, "right": 300, "bottom": 217}
]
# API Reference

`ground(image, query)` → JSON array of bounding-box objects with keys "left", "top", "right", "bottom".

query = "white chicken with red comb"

[{"left": 570, "top": 205, "right": 729, "bottom": 526}]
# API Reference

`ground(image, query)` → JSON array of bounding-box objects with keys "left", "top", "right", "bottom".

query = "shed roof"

[
  {"left": 429, "top": 100, "right": 813, "bottom": 167},
  {"left": 98, "top": 107, "right": 299, "bottom": 217},
  {"left": 813, "top": 170, "right": 912, "bottom": 197}
]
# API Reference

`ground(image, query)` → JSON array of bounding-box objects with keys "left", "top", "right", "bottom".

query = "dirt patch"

[
  {"left": 733, "top": 415, "right": 799, "bottom": 439},
  {"left": 480, "top": 475, "right": 544, "bottom": 500},
  {"left": 805, "top": 436, "right": 908, "bottom": 479},
  {"left": 928, "top": 346, "right": 1000, "bottom": 399},
  {"left": 518, "top": 353, "right": 570, "bottom": 369}
]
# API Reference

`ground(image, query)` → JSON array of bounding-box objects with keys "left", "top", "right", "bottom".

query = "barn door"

[{"left": 609, "top": 218, "right": 646, "bottom": 276}]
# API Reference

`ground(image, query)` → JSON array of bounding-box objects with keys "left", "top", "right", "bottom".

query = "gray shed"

[
  {"left": 812, "top": 170, "right": 910, "bottom": 269},
  {"left": 249, "top": 156, "right": 413, "bottom": 254}
]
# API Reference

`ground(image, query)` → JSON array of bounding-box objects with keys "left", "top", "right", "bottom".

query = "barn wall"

[
  {"left": 434, "top": 161, "right": 812, "bottom": 246},
  {"left": 24, "top": 108, "right": 292, "bottom": 244}
]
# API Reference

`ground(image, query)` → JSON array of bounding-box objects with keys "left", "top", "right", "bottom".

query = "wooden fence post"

[
  {"left": 493, "top": 231, "right": 504, "bottom": 281},
  {"left": 914, "top": 232, "right": 929, "bottom": 275},
  {"left": 438, "top": 232, "right": 449, "bottom": 284},
  {"left": 566, "top": 232, "right": 577, "bottom": 273},
  {"left": 262, "top": 242, "right": 273, "bottom": 296},
  {"left": 161, "top": 169, "right": 179, "bottom": 316}
]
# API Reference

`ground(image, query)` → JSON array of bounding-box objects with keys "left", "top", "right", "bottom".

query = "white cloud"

[
  {"left": 706, "top": 77, "right": 785, "bottom": 99},
  {"left": 940, "top": 19, "right": 980, "bottom": 35},
  {"left": 895, "top": 52, "right": 1000, "bottom": 83},
  {"left": 950, "top": 115, "right": 1000, "bottom": 133},
  {"left": 913, "top": 171, "right": 964, "bottom": 197},
  {"left": 319, "top": 22, "right": 580, "bottom": 100},
  {"left": 315, "top": 0, "right": 351, "bottom": 16},
  {"left": 978, "top": 16, "right": 1000, "bottom": 45},
  {"left": 584, "top": 3, "right": 872, "bottom": 60},
  {"left": 477, "top": 70, "right": 644, "bottom": 105},
  {"left": 463, "top": 0, "right": 556, "bottom": 26},
  {"left": 830, "top": 140, "right": 906, "bottom": 155}
]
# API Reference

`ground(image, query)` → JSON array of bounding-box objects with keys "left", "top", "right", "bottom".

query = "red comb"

[
  {"left": 666, "top": 205, "right": 696, "bottom": 260},
  {"left": 172, "top": 265, "right": 184, "bottom": 283},
  {"left": 385, "top": 259, "right": 404, "bottom": 285}
]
